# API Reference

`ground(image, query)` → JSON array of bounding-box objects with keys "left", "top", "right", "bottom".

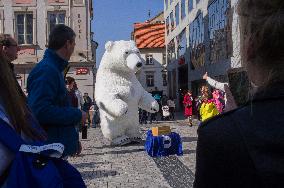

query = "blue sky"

[{"left": 92, "top": 0, "right": 164, "bottom": 67}]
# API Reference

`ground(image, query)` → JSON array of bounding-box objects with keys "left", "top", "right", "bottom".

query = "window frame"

[
  {"left": 175, "top": 3, "right": 180, "bottom": 27},
  {"left": 47, "top": 11, "right": 66, "bottom": 36},
  {"left": 181, "top": 0, "right": 186, "bottom": 20},
  {"left": 188, "top": 0, "right": 193, "bottom": 13},
  {"left": 145, "top": 54, "right": 154, "bottom": 65},
  {"left": 14, "top": 12, "right": 34, "bottom": 45},
  {"left": 146, "top": 74, "right": 155, "bottom": 87}
]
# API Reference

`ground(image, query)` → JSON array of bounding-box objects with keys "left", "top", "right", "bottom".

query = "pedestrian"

[
  {"left": 66, "top": 76, "right": 78, "bottom": 108},
  {"left": 212, "top": 89, "right": 225, "bottom": 113},
  {"left": 74, "top": 82, "right": 83, "bottom": 110},
  {"left": 194, "top": 0, "right": 284, "bottom": 187},
  {"left": 82, "top": 92, "right": 92, "bottom": 125},
  {"left": 27, "top": 24, "right": 86, "bottom": 157},
  {"left": 167, "top": 97, "right": 176, "bottom": 120},
  {"left": 0, "top": 45, "right": 46, "bottom": 185},
  {"left": 203, "top": 72, "right": 237, "bottom": 112},
  {"left": 91, "top": 100, "right": 100, "bottom": 128},
  {"left": 199, "top": 93, "right": 219, "bottom": 122},
  {"left": 183, "top": 90, "right": 193, "bottom": 126},
  {"left": 0, "top": 34, "right": 20, "bottom": 69},
  {"left": 0, "top": 34, "right": 24, "bottom": 97}
]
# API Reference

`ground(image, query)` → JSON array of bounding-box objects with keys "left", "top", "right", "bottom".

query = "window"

[
  {"left": 167, "top": 39, "right": 175, "bottom": 61},
  {"left": 170, "top": 11, "right": 174, "bottom": 31},
  {"left": 166, "top": 16, "right": 170, "bottom": 35},
  {"left": 15, "top": 12, "right": 33, "bottom": 45},
  {"left": 188, "top": 0, "right": 193, "bottom": 13},
  {"left": 162, "top": 53, "right": 166, "bottom": 65},
  {"left": 146, "top": 75, "right": 154, "bottom": 87},
  {"left": 47, "top": 11, "right": 65, "bottom": 35},
  {"left": 145, "top": 55, "right": 153, "bottom": 65},
  {"left": 165, "top": 0, "right": 168, "bottom": 10},
  {"left": 175, "top": 3, "right": 179, "bottom": 26},
  {"left": 162, "top": 74, "right": 167, "bottom": 86},
  {"left": 47, "top": 12, "right": 65, "bottom": 33},
  {"left": 189, "top": 13, "right": 205, "bottom": 69},
  {"left": 208, "top": 0, "right": 231, "bottom": 63},
  {"left": 177, "top": 29, "right": 186, "bottom": 56},
  {"left": 181, "top": 0, "right": 186, "bottom": 20}
]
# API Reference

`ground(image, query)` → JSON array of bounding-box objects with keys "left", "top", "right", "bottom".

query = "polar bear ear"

[{"left": 105, "top": 41, "right": 114, "bottom": 52}]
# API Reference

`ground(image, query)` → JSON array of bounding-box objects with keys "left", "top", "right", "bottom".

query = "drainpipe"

[{"left": 68, "top": 0, "right": 71, "bottom": 26}]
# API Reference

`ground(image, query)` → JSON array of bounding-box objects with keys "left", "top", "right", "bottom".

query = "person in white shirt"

[{"left": 167, "top": 97, "right": 176, "bottom": 120}]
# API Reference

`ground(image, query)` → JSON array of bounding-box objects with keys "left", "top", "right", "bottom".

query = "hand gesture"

[
  {"left": 224, "top": 85, "right": 237, "bottom": 112},
  {"left": 203, "top": 72, "right": 208, "bottom": 80}
]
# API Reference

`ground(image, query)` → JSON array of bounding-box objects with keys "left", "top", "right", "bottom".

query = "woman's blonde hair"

[{"left": 238, "top": 0, "right": 284, "bottom": 85}]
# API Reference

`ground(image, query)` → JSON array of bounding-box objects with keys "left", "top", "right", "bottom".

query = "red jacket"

[{"left": 183, "top": 94, "right": 193, "bottom": 116}]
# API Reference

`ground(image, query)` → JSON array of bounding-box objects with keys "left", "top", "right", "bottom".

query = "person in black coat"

[{"left": 194, "top": 0, "right": 284, "bottom": 187}]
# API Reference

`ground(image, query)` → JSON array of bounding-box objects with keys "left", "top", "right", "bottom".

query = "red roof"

[{"left": 133, "top": 22, "right": 165, "bottom": 49}]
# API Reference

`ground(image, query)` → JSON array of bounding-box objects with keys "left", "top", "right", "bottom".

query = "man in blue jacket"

[{"left": 27, "top": 24, "right": 86, "bottom": 156}]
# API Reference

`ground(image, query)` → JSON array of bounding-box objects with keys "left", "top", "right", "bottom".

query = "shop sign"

[{"left": 76, "top": 68, "right": 89, "bottom": 75}]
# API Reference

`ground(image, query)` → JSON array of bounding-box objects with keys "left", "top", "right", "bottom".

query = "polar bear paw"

[{"left": 111, "top": 135, "right": 131, "bottom": 146}]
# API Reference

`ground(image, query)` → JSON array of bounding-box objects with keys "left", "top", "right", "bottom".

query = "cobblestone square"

[{"left": 69, "top": 114, "right": 198, "bottom": 188}]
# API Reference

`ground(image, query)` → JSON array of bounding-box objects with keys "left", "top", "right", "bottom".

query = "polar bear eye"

[{"left": 125, "top": 51, "right": 129, "bottom": 55}]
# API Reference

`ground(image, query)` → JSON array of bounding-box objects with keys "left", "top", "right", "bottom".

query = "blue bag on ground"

[
  {"left": 0, "top": 118, "right": 86, "bottom": 188},
  {"left": 145, "top": 130, "right": 183, "bottom": 157}
]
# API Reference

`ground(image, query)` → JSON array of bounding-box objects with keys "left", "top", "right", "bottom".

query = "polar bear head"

[{"left": 100, "top": 40, "right": 143, "bottom": 72}]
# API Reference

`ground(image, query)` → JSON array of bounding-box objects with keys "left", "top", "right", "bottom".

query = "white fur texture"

[{"left": 95, "top": 40, "right": 159, "bottom": 144}]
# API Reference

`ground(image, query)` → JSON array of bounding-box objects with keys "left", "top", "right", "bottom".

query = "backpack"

[{"left": 0, "top": 118, "right": 86, "bottom": 188}]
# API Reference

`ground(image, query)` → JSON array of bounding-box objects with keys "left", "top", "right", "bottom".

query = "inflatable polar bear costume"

[{"left": 95, "top": 40, "right": 159, "bottom": 146}]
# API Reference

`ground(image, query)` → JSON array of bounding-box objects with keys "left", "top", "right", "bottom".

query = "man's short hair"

[
  {"left": 48, "top": 24, "right": 76, "bottom": 50},
  {"left": 0, "top": 34, "right": 14, "bottom": 46}
]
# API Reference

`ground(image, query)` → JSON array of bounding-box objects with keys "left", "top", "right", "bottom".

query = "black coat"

[{"left": 194, "top": 82, "right": 284, "bottom": 188}]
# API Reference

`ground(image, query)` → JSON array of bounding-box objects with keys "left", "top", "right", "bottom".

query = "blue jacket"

[{"left": 27, "top": 49, "right": 82, "bottom": 156}]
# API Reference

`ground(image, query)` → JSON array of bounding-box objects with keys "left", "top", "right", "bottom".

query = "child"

[
  {"left": 167, "top": 97, "right": 176, "bottom": 120},
  {"left": 183, "top": 90, "right": 193, "bottom": 126},
  {"left": 212, "top": 89, "right": 225, "bottom": 113},
  {"left": 200, "top": 95, "right": 219, "bottom": 122},
  {"left": 162, "top": 105, "right": 170, "bottom": 121}
]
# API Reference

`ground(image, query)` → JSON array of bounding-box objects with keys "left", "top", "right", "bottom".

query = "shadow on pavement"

[
  {"left": 81, "top": 170, "right": 118, "bottom": 180},
  {"left": 78, "top": 148, "right": 145, "bottom": 157},
  {"left": 72, "top": 161, "right": 107, "bottom": 169},
  {"left": 181, "top": 137, "right": 198, "bottom": 143},
  {"left": 182, "top": 149, "right": 196, "bottom": 154}
]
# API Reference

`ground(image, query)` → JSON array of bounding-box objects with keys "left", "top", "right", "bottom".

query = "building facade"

[
  {"left": 132, "top": 12, "right": 168, "bottom": 95},
  {"left": 0, "top": 0, "right": 97, "bottom": 98},
  {"left": 164, "top": 0, "right": 240, "bottom": 110}
]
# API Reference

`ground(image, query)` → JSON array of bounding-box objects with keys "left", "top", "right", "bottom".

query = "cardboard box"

[{"left": 152, "top": 126, "right": 171, "bottom": 136}]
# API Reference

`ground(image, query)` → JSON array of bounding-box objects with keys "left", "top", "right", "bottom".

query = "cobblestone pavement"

[{"left": 69, "top": 114, "right": 198, "bottom": 188}]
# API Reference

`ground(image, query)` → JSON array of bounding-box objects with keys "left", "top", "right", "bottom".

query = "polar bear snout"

[
  {"left": 136, "top": 62, "right": 142, "bottom": 68},
  {"left": 126, "top": 53, "right": 143, "bottom": 71}
]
